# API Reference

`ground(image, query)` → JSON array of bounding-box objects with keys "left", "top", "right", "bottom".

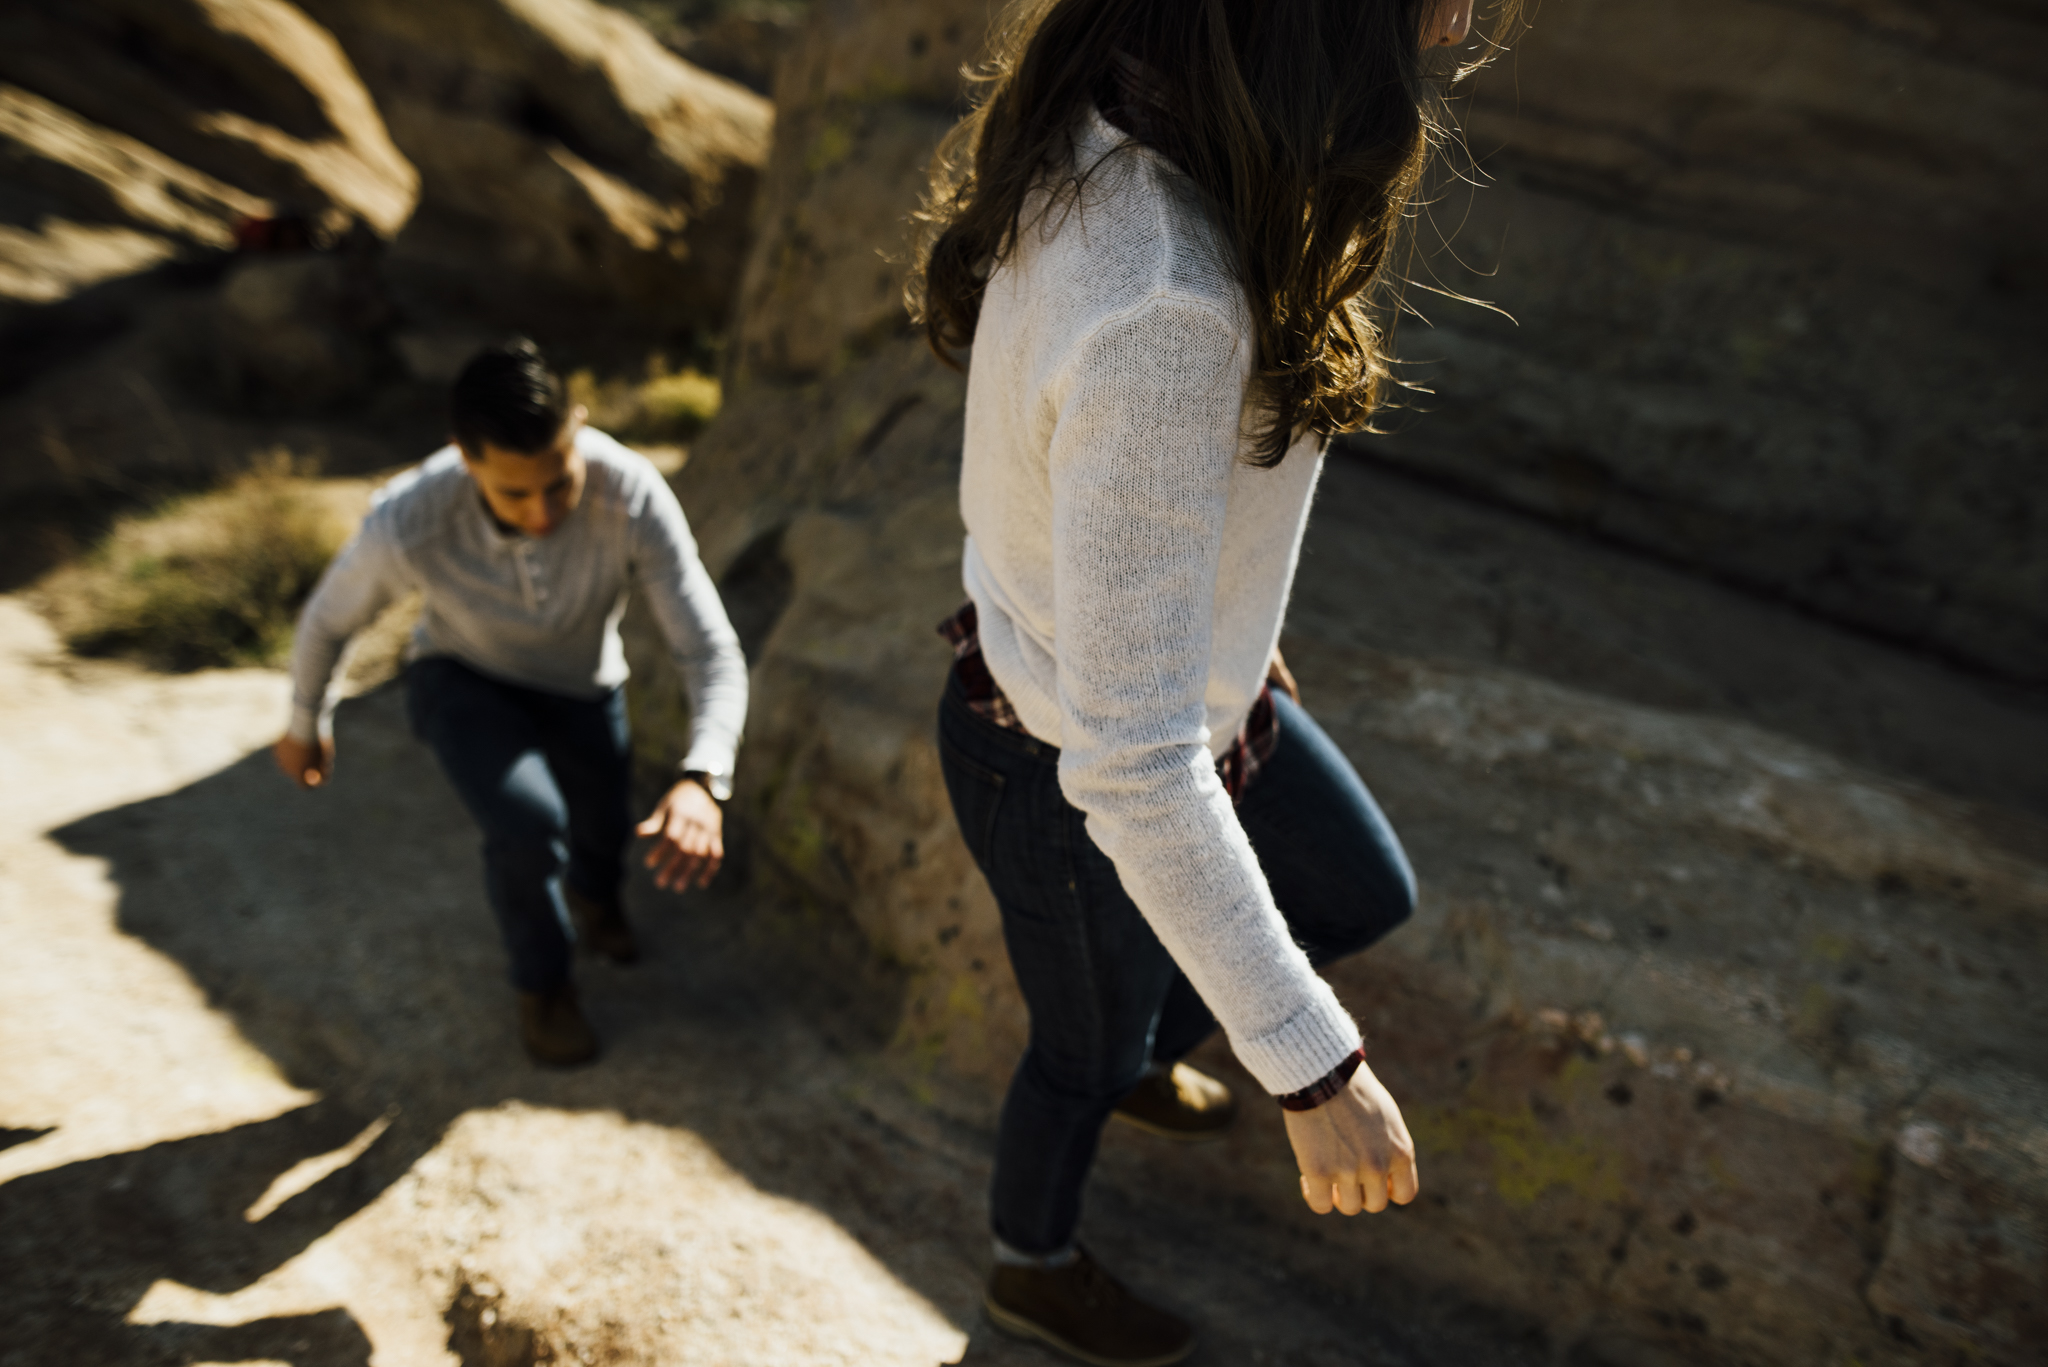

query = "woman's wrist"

[{"left": 1276, "top": 1046, "right": 1367, "bottom": 1112}]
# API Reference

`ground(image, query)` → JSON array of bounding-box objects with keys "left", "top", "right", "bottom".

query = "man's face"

[{"left": 459, "top": 406, "right": 588, "bottom": 537}]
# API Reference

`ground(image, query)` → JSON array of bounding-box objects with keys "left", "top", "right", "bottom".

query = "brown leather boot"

[
  {"left": 565, "top": 886, "right": 639, "bottom": 964},
  {"left": 517, "top": 986, "right": 598, "bottom": 1067},
  {"left": 985, "top": 1247, "right": 1194, "bottom": 1367},
  {"left": 1111, "top": 1062, "right": 1238, "bottom": 1143}
]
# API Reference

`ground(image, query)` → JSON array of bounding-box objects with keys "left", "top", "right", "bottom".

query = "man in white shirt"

[{"left": 273, "top": 340, "right": 748, "bottom": 1065}]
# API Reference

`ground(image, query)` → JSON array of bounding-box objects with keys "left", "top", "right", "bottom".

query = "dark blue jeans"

[
  {"left": 406, "top": 656, "right": 634, "bottom": 994},
  {"left": 937, "top": 666, "right": 1416, "bottom": 1254}
]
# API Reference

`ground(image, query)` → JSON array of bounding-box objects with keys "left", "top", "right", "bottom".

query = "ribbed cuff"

[
  {"left": 1231, "top": 993, "right": 1364, "bottom": 1097},
  {"left": 287, "top": 704, "right": 322, "bottom": 745}
]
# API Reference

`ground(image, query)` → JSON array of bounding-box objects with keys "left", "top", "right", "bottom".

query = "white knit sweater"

[{"left": 959, "top": 108, "right": 1361, "bottom": 1096}]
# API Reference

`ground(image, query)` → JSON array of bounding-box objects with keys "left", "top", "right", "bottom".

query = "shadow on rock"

[
  {"left": 0, "top": 1104, "right": 406, "bottom": 1367},
  {"left": 19, "top": 682, "right": 969, "bottom": 1364}
]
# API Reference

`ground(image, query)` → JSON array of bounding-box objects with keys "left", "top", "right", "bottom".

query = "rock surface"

[
  {"left": 0, "top": 85, "right": 268, "bottom": 306},
  {"left": 724, "top": 0, "right": 981, "bottom": 384},
  {"left": 656, "top": 2, "right": 2048, "bottom": 1364},
  {"left": 0, "top": 593, "right": 1559, "bottom": 1367},
  {"left": 0, "top": 0, "right": 419, "bottom": 269},
  {"left": 0, "top": 0, "right": 771, "bottom": 585},
  {"left": 1372, "top": 0, "right": 2048, "bottom": 683},
  {"left": 297, "top": 0, "right": 772, "bottom": 331}
]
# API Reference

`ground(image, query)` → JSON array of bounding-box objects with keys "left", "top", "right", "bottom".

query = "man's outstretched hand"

[
  {"left": 1283, "top": 1059, "right": 1420, "bottom": 1215},
  {"left": 637, "top": 776, "right": 723, "bottom": 892},
  {"left": 273, "top": 734, "right": 335, "bottom": 789}
]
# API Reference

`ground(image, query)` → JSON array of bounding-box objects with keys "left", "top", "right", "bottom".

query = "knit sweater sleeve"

[
  {"left": 285, "top": 514, "right": 413, "bottom": 743},
  {"left": 627, "top": 468, "right": 749, "bottom": 800},
  {"left": 1047, "top": 296, "right": 1362, "bottom": 1096}
]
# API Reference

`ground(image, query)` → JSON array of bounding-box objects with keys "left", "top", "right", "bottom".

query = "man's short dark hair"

[{"left": 451, "top": 338, "right": 568, "bottom": 455}]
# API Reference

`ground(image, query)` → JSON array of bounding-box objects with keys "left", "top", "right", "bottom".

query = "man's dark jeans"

[
  {"left": 937, "top": 666, "right": 1416, "bottom": 1255},
  {"left": 406, "top": 656, "right": 633, "bottom": 994}
]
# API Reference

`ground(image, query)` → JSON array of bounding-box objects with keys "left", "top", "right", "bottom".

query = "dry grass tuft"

[
  {"left": 35, "top": 453, "right": 368, "bottom": 671},
  {"left": 567, "top": 360, "right": 723, "bottom": 445},
  {"left": 635, "top": 368, "right": 722, "bottom": 438}
]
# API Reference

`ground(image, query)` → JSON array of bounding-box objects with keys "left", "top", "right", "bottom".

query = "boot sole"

[{"left": 982, "top": 1292, "right": 1194, "bottom": 1367}]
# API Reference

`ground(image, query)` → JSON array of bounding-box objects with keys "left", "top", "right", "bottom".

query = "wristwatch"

[{"left": 680, "top": 769, "right": 725, "bottom": 803}]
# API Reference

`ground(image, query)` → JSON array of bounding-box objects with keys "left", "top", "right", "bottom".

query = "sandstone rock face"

[
  {"left": 726, "top": 0, "right": 983, "bottom": 383},
  {"left": 658, "top": 3, "right": 2048, "bottom": 1364},
  {"left": 0, "top": 86, "right": 268, "bottom": 306},
  {"left": 1369, "top": 0, "right": 2048, "bottom": 684},
  {"left": 0, "top": 0, "right": 418, "bottom": 249},
  {"left": 211, "top": 246, "right": 395, "bottom": 408},
  {"left": 297, "top": 0, "right": 771, "bottom": 330},
  {"left": 0, "top": 0, "right": 770, "bottom": 583},
  {"left": 0, "top": 0, "right": 769, "bottom": 335}
]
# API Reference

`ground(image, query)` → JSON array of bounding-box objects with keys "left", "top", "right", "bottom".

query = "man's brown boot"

[
  {"left": 517, "top": 986, "right": 598, "bottom": 1066},
  {"left": 985, "top": 1247, "right": 1194, "bottom": 1367},
  {"left": 1111, "top": 1062, "right": 1238, "bottom": 1143},
  {"left": 565, "top": 886, "right": 639, "bottom": 964}
]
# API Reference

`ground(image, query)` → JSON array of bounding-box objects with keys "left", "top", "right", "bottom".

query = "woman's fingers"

[
  {"left": 1302, "top": 1163, "right": 1418, "bottom": 1216},
  {"left": 1389, "top": 1149, "right": 1421, "bottom": 1205},
  {"left": 1360, "top": 1166, "right": 1391, "bottom": 1214}
]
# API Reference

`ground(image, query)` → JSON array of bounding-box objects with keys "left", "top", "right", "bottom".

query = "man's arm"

[
  {"left": 274, "top": 522, "right": 408, "bottom": 788},
  {"left": 628, "top": 468, "right": 748, "bottom": 888}
]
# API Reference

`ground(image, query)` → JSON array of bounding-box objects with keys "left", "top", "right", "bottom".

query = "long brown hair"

[{"left": 910, "top": 0, "right": 1517, "bottom": 467}]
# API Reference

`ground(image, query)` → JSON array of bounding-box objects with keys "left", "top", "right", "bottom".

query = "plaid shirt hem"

[{"left": 938, "top": 601, "right": 1278, "bottom": 804}]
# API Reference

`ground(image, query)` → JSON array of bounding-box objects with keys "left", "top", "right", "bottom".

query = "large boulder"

[
  {"left": 0, "top": 0, "right": 422, "bottom": 550},
  {"left": 0, "top": 85, "right": 268, "bottom": 307},
  {"left": 725, "top": 0, "right": 983, "bottom": 384},
  {"left": 0, "top": 0, "right": 417, "bottom": 244},
  {"left": 0, "top": 0, "right": 771, "bottom": 584},
  {"left": 1367, "top": 0, "right": 2048, "bottom": 684},
  {"left": 295, "top": 0, "right": 772, "bottom": 334},
  {"left": 653, "top": 3, "right": 2048, "bottom": 1365}
]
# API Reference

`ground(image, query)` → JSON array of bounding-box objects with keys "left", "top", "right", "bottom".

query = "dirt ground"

[{"left": 0, "top": 593, "right": 1551, "bottom": 1367}]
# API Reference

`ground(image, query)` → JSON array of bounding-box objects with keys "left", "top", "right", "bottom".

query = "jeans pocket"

[{"left": 938, "top": 728, "right": 1007, "bottom": 878}]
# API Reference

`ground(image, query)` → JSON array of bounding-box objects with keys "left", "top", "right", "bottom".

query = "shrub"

[
  {"left": 635, "top": 368, "right": 722, "bottom": 439},
  {"left": 565, "top": 363, "right": 723, "bottom": 445},
  {"left": 36, "top": 454, "right": 364, "bottom": 671}
]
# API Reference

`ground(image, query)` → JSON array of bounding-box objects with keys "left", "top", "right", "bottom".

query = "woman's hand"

[
  {"left": 637, "top": 776, "right": 724, "bottom": 892},
  {"left": 273, "top": 734, "right": 334, "bottom": 789},
  {"left": 1283, "top": 1060, "right": 1419, "bottom": 1215}
]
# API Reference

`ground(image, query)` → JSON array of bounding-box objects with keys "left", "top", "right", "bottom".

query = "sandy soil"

[{"left": 0, "top": 595, "right": 1545, "bottom": 1367}]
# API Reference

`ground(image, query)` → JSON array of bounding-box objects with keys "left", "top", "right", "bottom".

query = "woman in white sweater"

[{"left": 913, "top": 2, "right": 1512, "bottom": 1361}]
